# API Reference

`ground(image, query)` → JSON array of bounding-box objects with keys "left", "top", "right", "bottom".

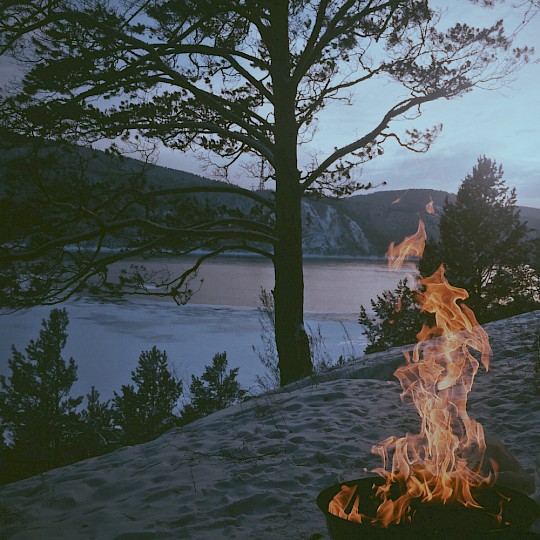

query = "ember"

[
  {"left": 426, "top": 196, "right": 436, "bottom": 215},
  {"left": 322, "top": 215, "right": 540, "bottom": 535}
]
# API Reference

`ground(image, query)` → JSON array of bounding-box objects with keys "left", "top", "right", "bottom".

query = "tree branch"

[
  {"left": 4, "top": 7, "right": 273, "bottom": 155},
  {"left": 2, "top": 213, "right": 276, "bottom": 261},
  {"left": 301, "top": 88, "right": 450, "bottom": 190},
  {"left": 115, "top": 119, "right": 275, "bottom": 166},
  {"left": 293, "top": 0, "right": 394, "bottom": 84},
  {"left": 296, "top": 64, "right": 385, "bottom": 129},
  {"left": 166, "top": 43, "right": 272, "bottom": 101}
]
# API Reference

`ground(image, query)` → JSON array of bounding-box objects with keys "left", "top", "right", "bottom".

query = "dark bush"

[
  {"left": 113, "top": 346, "right": 182, "bottom": 445},
  {"left": 0, "top": 308, "right": 82, "bottom": 482},
  {"left": 181, "top": 352, "right": 247, "bottom": 423}
]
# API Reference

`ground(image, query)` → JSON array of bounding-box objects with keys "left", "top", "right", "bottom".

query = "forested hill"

[
  {"left": 112, "top": 156, "right": 540, "bottom": 257},
  {"left": 146, "top": 162, "right": 540, "bottom": 257},
  {"left": 1, "top": 135, "right": 539, "bottom": 257},
  {"left": 334, "top": 189, "right": 540, "bottom": 256},
  {"left": 325, "top": 188, "right": 452, "bottom": 255}
]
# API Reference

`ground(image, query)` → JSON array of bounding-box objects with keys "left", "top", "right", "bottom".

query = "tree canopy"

[
  {"left": 113, "top": 346, "right": 183, "bottom": 444},
  {"left": 420, "top": 156, "right": 538, "bottom": 320},
  {"left": 181, "top": 351, "right": 247, "bottom": 423},
  {"left": 0, "top": 308, "right": 82, "bottom": 477},
  {"left": 0, "top": 0, "right": 532, "bottom": 385},
  {"left": 359, "top": 278, "right": 427, "bottom": 353}
]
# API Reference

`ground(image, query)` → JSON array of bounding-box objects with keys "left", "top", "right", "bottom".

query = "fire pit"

[
  {"left": 318, "top": 215, "right": 540, "bottom": 539},
  {"left": 317, "top": 477, "right": 540, "bottom": 539}
]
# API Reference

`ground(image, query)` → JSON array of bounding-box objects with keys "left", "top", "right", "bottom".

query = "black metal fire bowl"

[{"left": 317, "top": 477, "right": 540, "bottom": 539}]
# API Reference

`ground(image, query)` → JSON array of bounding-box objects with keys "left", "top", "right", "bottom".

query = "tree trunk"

[
  {"left": 270, "top": 0, "right": 312, "bottom": 387},
  {"left": 273, "top": 182, "right": 312, "bottom": 386}
]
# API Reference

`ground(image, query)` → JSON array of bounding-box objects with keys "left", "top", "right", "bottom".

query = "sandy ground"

[{"left": 0, "top": 311, "right": 539, "bottom": 539}]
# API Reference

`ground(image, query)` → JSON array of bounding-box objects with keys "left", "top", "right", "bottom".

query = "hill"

[
  {"left": 1, "top": 136, "right": 538, "bottom": 256},
  {"left": 331, "top": 188, "right": 454, "bottom": 254}
]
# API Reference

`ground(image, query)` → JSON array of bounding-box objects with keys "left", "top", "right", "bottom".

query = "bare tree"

[{"left": 0, "top": 1, "right": 531, "bottom": 385}]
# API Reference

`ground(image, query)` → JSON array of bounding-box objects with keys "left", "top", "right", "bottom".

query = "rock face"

[
  {"left": 301, "top": 199, "right": 372, "bottom": 255},
  {"left": 298, "top": 188, "right": 455, "bottom": 256}
]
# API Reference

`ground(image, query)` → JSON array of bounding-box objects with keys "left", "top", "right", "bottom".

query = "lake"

[
  {"left": 110, "top": 255, "right": 414, "bottom": 316},
  {"left": 0, "top": 256, "right": 414, "bottom": 399}
]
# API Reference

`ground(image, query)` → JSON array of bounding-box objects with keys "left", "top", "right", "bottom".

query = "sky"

[
  {"left": 154, "top": 1, "right": 540, "bottom": 208},
  {"left": 347, "top": 1, "right": 540, "bottom": 209},
  {"left": 0, "top": 1, "right": 538, "bottom": 207}
]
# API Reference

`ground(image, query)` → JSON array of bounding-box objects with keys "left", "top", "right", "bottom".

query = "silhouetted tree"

[
  {"left": 77, "top": 386, "right": 117, "bottom": 458},
  {"left": 0, "top": 1, "right": 531, "bottom": 385},
  {"left": 0, "top": 308, "right": 82, "bottom": 480},
  {"left": 359, "top": 278, "right": 427, "bottom": 353},
  {"left": 113, "top": 347, "right": 182, "bottom": 445},
  {"left": 181, "top": 352, "right": 247, "bottom": 423},
  {"left": 420, "top": 156, "right": 537, "bottom": 320}
]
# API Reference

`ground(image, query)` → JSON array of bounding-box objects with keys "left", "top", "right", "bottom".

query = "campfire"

[{"left": 318, "top": 215, "right": 540, "bottom": 537}]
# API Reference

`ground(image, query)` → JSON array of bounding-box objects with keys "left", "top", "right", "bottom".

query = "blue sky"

[{"left": 355, "top": 4, "right": 540, "bottom": 208}]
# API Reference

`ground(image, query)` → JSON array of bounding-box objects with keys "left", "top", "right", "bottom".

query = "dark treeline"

[
  {"left": 359, "top": 156, "right": 540, "bottom": 354},
  {"left": 0, "top": 309, "right": 246, "bottom": 486}
]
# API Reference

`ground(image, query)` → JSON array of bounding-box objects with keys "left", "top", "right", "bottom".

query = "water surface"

[{"left": 0, "top": 256, "right": 415, "bottom": 396}]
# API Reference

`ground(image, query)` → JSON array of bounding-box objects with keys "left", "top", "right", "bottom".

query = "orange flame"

[
  {"left": 426, "top": 196, "right": 436, "bottom": 215},
  {"left": 328, "top": 484, "right": 364, "bottom": 523},
  {"left": 386, "top": 220, "right": 427, "bottom": 271},
  {"left": 330, "top": 220, "right": 496, "bottom": 528}
]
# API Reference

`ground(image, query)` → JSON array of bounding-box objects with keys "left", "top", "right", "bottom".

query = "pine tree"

[
  {"left": 358, "top": 278, "right": 427, "bottom": 353},
  {"left": 0, "top": 308, "right": 82, "bottom": 479},
  {"left": 78, "top": 386, "right": 116, "bottom": 458},
  {"left": 181, "top": 352, "right": 247, "bottom": 424},
  {"left": 420, "top": 156, "right": 535, "bottom": 320},
  {"left": 112, "top": 347, "right": 182, "bottom": 445}
]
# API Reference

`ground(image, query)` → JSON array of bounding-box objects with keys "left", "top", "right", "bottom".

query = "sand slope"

[{"left": 1, "top": 312, "right": 539, "bottom": 539}]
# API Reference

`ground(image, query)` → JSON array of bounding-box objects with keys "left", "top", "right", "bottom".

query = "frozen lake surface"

[
  {"left": 0, "top": 257, "right": 412, "bottom": 400},
  {"left": 109, "top": 255, "right": 412, "bottom": 313},
  {"left": 0, "top": 299, "right": 364, "bottom": 400}
]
